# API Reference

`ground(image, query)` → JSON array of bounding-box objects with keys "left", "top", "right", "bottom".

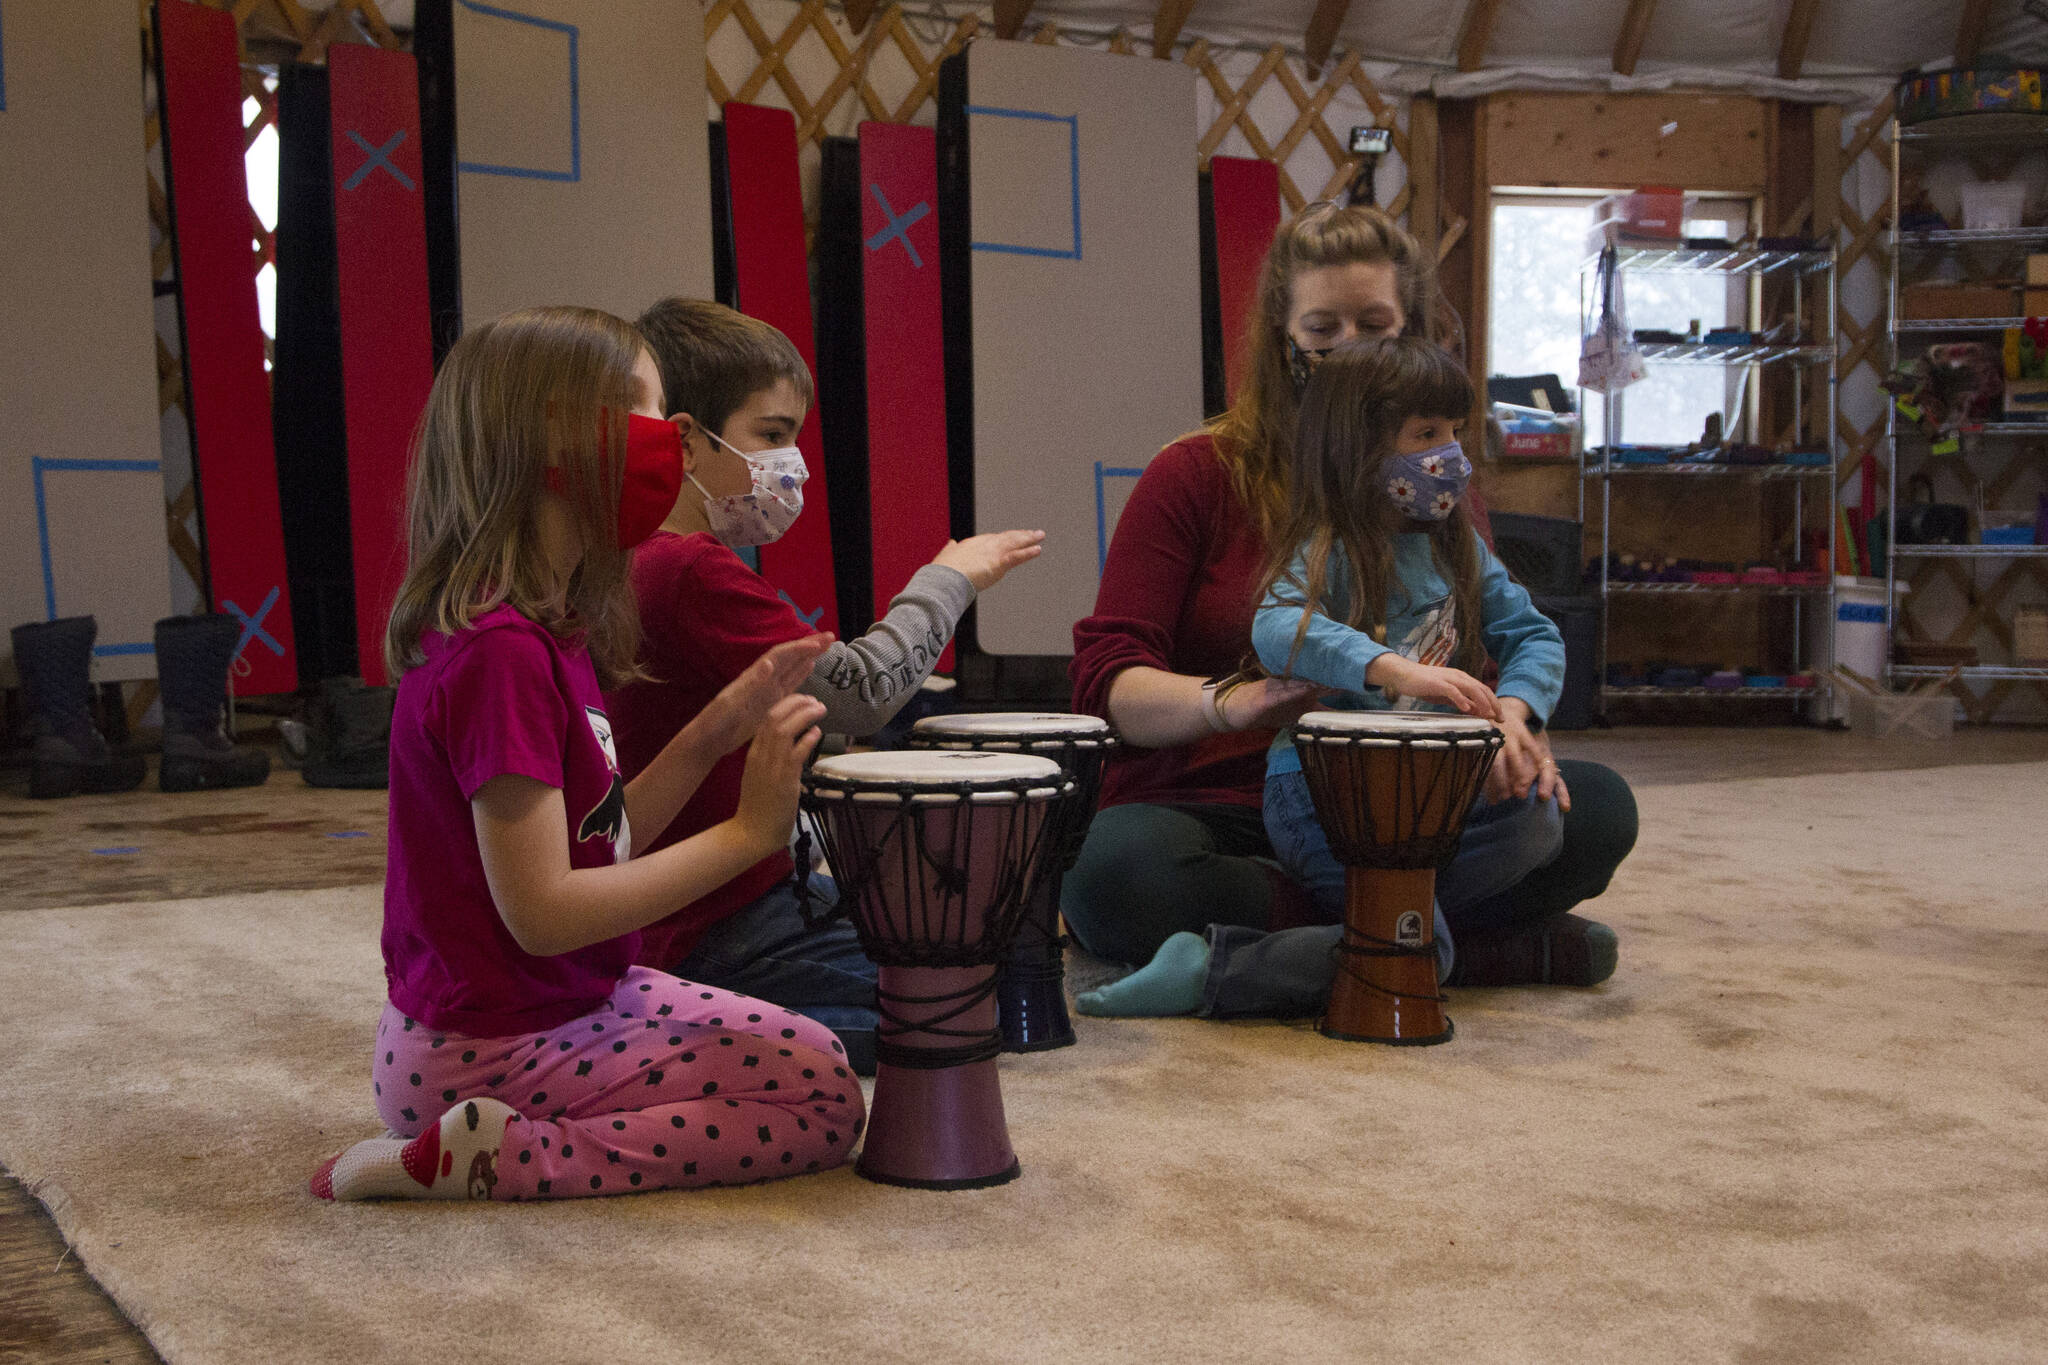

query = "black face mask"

[{"left": 1286, "top": 335, "right": 1334, "bottom": 395}]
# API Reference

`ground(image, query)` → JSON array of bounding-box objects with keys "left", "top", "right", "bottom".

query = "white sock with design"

[{"left": 311, "top": 1098, "right": 517, "bottom": 1202}]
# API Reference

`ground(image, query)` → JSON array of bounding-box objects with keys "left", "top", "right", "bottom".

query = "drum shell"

[
  {"left": 1292, "top": 729, "right": 1500, "bottom": 870},
  {"left": 904, "top": 725, "right": 1116, "bottom": 869}
]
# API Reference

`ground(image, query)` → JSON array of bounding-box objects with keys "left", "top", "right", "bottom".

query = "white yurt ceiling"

[{"left": 327, "top": 1, "right": 2048, "bottom": 103}]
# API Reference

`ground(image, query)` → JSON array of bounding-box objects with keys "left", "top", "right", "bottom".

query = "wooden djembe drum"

[
  {"left": 1290, "top": 711, "right": 1503, "bottom": 1045},
  {"left": 798, "top": 749, "right": 1074, "bottom": 1188},
  {"left": 906, "top": 712, "right": 1119, "bottom": 1052}
]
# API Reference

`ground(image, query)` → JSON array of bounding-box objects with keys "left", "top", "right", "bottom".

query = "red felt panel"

[
  {"left": 1208, "top": 157, "right": 1281, "bottom": 405},
  {"left": 721, "top": 103, "right": 838, "bottom": 637},
  {"left": 857, "top": 122, "right": 952, "bottom": 671},
  {"left": 156, "top": 0, "right": 298, "bottom": 693},
  {"left": 329, "top": 44, "right": 433, "bottom": 688}
]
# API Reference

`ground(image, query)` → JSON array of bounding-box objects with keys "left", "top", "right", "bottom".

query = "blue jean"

[
  {"left": 671, "top": 871, "right": 879, "bottom": 1074},
  {"left": 1199, "top": 771, "right": 1565, "bottom": 1018}
]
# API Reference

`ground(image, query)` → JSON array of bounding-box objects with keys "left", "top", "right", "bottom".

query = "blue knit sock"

[{"left": 1075, "top": 932, "right": 1210, "bottom": 1017}]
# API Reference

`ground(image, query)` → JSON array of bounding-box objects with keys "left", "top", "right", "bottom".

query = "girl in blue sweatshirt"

[{"left": 1080, "top": 337, "right": 1593, "bottom": 1019}]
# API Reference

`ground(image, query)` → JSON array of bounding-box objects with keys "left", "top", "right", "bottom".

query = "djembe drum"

[
  {"left": 906, "top": 712, "right": 1119, "bottom": 1052},
  {"left": 799, "top": 749, "right": 1074, "bottom": 1188},
  {"left": 1290, "top": 711, "right": 1504, "bottom": 1046}
]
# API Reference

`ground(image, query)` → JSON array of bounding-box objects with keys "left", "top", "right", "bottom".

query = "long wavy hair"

[
  {"left": 384, "top": 306, "right": 650, "bottom": 685},
  {"left": 1208, "top": 202, "right": 1441, "bottom": 539},
  {"left": 1257, "top": 336, "right": 1484, "bottom": 678}
]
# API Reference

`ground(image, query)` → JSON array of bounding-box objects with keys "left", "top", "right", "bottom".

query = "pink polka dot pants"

[{"left": 373, "top": 967, "right": 865, "bottom": 1199}]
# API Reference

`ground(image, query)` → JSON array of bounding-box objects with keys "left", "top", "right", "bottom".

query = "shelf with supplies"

[
  {"left": 1578, "top": 230, "right": 1838, "bottom": 718},
  {"left": 1884, "top": 117, "right": 2048, "bottom": 724}
]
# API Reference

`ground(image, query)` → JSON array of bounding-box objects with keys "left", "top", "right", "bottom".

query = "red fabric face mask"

[{"left": 547, "top": 412, "right": 685, "bottom": 549}]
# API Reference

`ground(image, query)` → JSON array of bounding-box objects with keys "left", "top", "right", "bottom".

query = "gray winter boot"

[
  {"left": 302, "top": 676, "right": 393, "bottom": 789},
  {"left": 154, "top": 614, "right": 271, "bottom": 793},
  {"left": 9, "top": 617, "right": 148, "bottom": 799}
]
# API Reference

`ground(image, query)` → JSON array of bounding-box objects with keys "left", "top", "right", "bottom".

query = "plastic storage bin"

[
  {"left": 1805, "top": 576, "right": 1899, "bottom": 721},
  {"left": 1845, "top": 690, "right": 1956, "bottom": 740}
]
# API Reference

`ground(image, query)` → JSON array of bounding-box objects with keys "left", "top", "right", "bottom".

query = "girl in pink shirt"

[{"left": 312, "top": 306, "right": 863, "bottom": 1202}]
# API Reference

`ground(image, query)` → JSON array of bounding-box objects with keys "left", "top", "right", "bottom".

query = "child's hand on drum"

[
  {"left": 932, "top": 530, "right": 1045, "bottom": 592},
  {"left": 693, "top": 634, "right": 834, "bottom": 755},
  {"left": 1365, "top": 655, "right": 1502, "bottom": 721},
  {"left": 734, "top": 694, "right": 825, "bottom": 854},
  {"left": 1486, "top": 701, "right": 1572, "bottom": 809}
]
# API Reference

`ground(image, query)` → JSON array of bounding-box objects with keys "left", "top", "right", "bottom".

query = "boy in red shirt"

[{"left": 607, "top": 300, "right": 1042, "bottom": 1073}]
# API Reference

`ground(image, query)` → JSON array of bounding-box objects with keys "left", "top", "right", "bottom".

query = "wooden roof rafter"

[
  {"left": 1454, "top": 0, "right": 1500, "bottom": 73},
  {"left": 844, "top": 0, "right": 878, "bottom": 35},
  {"left": 1151, "top": 0, "right": 1198, "bottom": 57},
  {"left": 1613, "top": 0, "right": 1657, "bottom": 76},
  {"left": 1956, "top": 0, "right": 1990, "bottom": 67},
  {"left": 1304, "top": 0, "right": 1353, "bottom": 79},
  {"left": 1777, "top": 0, "right": 1818, "bottom": 80},
  {"left": 994, "top": 0, "right": 1037, "bottom": 40}
]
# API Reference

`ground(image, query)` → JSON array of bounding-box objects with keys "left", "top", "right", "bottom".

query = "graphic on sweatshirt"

[
  {"left": 578, "top": 705, "right": 631, "bottom": 862},
  {"left": 1388, "top": 594, "right": 1457, "bottom": 712}
]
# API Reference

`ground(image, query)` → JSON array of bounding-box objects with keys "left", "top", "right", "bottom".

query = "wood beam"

[
  {"left": 843, "top": 0, "right": 878, "bottom": 35},
  {"left": 1455, "top": 0, "right": 1501, "bottom": 73},
  {"left": 1304, "top": 0, "right": 1352, "bottom": 78},
  {"left": 1151, "top": 0, "right": 1197, "bottom": 57},
  {"left": 1956, "top": 0, "right": 1990, "bottom": 68},
  {"left": 1777, "top": 0, "right": 1817, "bottom": 81},
  {"left": 1613, "top": 0, "right": 1657, "bottom": 76},
  {"left": 993, "top": 0, "right": 1035, "bottom": 40}
]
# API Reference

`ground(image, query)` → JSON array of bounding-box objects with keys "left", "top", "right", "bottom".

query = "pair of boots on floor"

[{"left": 11, "top": 614, "right": 267, "bottom": 799}]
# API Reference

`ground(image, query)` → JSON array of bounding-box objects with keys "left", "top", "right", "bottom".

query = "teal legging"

[{"left": 1061, "top": 759, "right": 1639, "bottom": 967}]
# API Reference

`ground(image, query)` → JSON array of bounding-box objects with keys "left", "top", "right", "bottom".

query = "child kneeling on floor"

[
  {"left": 1079, "top": 336, "right": 1602, "bottom": 1022},
  {"left": 604, "top": 300, "right": 1043, "bottom": 1074},
  {"left": 313, "top": 306, "right": 862, "bottom": 1202}
]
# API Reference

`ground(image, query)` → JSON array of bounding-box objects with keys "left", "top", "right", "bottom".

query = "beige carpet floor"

[{"left": 1, "top": 763, "right": 2045, "bottom": 1364}]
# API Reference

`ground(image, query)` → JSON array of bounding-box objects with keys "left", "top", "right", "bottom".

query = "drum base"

[
  {"left": 856, "top": 1155, "right": 1022, "bottom": 1191},
  {"left": 1319, "top": 1015, "right": 1455, "bottom": 1046},
  {"left": 996, "top": 973, "right": 1076, "bottom": 1052}
]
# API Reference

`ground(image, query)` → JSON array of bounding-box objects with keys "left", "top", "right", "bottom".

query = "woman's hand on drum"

[
  {"left": 1487, "top": 698, "right": 1572, "bottom": 810},
  {"left": 1364, "top": 655, "right": 1502, "bottom": 721},
  {"left": 734, "top": 694, "right": 827, "bottom": 856},
  {"left": 1218, "top": 676, "right": 1325, "bottom": 731},
  {"left": 692, "top": 634, "right": 834, "bottom": 756},
  {"left": 932, "top": 529, "right": 1046, "bottom": 592}
]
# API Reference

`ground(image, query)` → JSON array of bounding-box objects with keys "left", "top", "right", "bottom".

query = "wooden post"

[{"left": 1407, "top": 96, "right": 1440, "bottom": 259}]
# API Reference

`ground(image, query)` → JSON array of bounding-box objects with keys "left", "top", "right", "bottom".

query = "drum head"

[
  {"left": 1295, "top": 710, "right": 1499, "bottom": 744},
  {"left": 910, "top": 712, "right": 1113, "bottom": 747},
  {"left": 808, "top": 749, "right": 1067, "bottom": 802}
]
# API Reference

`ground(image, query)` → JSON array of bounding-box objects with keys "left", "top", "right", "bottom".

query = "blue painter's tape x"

[
  {"left": 776, "top": 590, "right": 824, "bottom": 628},
  {"left": 343, "top": 129, "right": 415, "bottom": 192},
  {"left": 223, "top": 586, "right": 285, "bottom": 660},
  {"left": 863, "top": 184, "right": 930, "bottom": 268}
]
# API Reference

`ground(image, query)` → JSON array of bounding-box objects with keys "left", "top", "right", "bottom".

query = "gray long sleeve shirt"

[{"left": 800, "top": 564, "right": 975, "bottom": 737}]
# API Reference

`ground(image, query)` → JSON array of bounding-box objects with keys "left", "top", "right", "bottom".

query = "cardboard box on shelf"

[
  {"left": 1901, "top": 282, "right": 2019, "bottom": 319},
  {"left": 2028, "top": 253, "right": 2048, "bottom": 286},
  {"left": 2027, "top": 288, "right": 2048, "bottom": 316},
  {"left": 2004, "top": 378, "right": 2048, "bottom": 415}
]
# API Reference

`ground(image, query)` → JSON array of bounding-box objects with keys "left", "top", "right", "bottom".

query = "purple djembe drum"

[
  {"left": 906, "top": 712, "right": 1119, "bottom": 1052},
  {"left": 800, "top": 749, "right": 1074, "bottom": 1189}
]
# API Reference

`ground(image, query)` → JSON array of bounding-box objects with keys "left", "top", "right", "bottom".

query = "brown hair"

[
  {"left": 384, "top": 305, "right": 650, "bottom": 685},
  {"left": 1209, "top": 202, "right": 1439, "bottom": 538},
  {"left": 1257, "top": 335, "right": 1484, "bottom": 677},
  {"left": 634, "top": 297, "right": 815, "bottom": 439}
]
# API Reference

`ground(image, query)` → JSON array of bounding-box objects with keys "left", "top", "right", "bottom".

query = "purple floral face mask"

[{"left": 1384, "top": 441, "right": 1471, "bottom": 521}]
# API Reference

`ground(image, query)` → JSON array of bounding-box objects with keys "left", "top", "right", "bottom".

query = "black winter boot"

[
  {"left": 9, "top": 617, "right": 148, "bottom": 799},
  {"left": 154, "top": 615, "right": 270, "bottom": 793},
  {"left": 302, "top": 676, "right": 393, "bottom": 789}
]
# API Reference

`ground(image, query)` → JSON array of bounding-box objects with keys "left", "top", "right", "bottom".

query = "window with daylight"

[{"left": 1489, "top": 193, "right": 1755, "bottom": 450}]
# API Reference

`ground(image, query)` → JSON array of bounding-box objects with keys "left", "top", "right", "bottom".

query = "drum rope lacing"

[{"left": 793, "top": 772, "right": 1077, "bottom": 1069}]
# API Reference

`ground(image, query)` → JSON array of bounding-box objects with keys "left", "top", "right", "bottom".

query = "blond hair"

[
  {"left": 384, "top": 306, "right": 649, "bottom": 685},
  {"left": 1208, "top": 202, "right": 1438, "bottom": 538}
]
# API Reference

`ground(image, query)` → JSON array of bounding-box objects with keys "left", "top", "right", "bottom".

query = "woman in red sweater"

[{"left": 1065, "top": 202, "right": 1636, "bottom": 985}]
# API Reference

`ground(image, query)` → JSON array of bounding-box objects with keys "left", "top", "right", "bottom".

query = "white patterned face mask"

[{"left": 690, "top": 429, "right": 808, "bottom": 548}]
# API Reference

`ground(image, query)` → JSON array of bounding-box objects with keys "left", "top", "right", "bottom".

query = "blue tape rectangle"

[
  {"left": 967, "top": 106, "right": 1080, "bottom": 260},
  {"left": 1094, "top": 461, "right": 1145, "bottom": 574},
  {"left": 454, "top": 0, "right": 579, "bottom": 182},
  {"left": 33, "top": 457, "right": 163, "bottom": 657}
]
